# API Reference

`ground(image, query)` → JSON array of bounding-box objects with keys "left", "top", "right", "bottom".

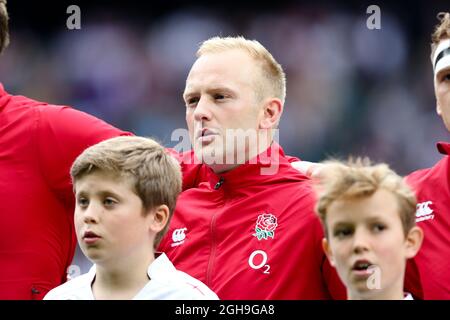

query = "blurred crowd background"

[{"left": 1, "top": 0, "right": 449, "bottom": 272}]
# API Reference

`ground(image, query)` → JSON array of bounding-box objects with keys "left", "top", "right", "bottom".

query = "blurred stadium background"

[{"left": 1, "top": 0, "right": 449, "bottom": 273}]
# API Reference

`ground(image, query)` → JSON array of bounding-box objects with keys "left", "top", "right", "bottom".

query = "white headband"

[{"left": 433, "top": 39, "right": 450, "bottom": 76}]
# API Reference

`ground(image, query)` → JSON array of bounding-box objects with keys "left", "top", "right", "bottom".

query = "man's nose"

[{"left": 193, "top": 96, "right": 212, "bottom": 122}]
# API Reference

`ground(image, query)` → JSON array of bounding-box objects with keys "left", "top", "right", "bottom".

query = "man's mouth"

[
  {"left": 196, "top": 128, "right": 218, "bottom": 143},
  {"left": 200, "top": 128, "right": 215, "bottom": 137}
]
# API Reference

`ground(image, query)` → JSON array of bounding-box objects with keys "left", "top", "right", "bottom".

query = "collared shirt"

[
  {"left": 404, "top": 293, "right": 413, "bottom": 300},
  {"left": 44, "top": 253, "right": 219, "bottom": 300}
]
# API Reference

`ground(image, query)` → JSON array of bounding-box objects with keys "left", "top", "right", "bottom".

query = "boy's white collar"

[{"left": 404, "top": 292, "right": 413, "bottom": 300}]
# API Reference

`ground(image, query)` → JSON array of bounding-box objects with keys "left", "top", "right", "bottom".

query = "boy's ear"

[
  {"left": 148, "top": 205, "right": 170, "bottom": 233},
  {"left": 322, "top": 238, "right": 336, "bottom": 267},
  {"left": 404, "top": 226, "right": 424, "bottom": 259}
]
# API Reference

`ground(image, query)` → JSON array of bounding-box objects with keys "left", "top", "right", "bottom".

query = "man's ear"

[
  {"left": 435, "top": 81, "right": 442, "bottom": 116},
  {"left": 322, "top": 238, "right": 336, "bottom": 267},
  {"left": 259, "top": 98, "right": 283, "bottom": 129},
  {"left": 405, "top": 226, "right": 424, "bottom": 259},
  {"left": 148, "top": 205, "right": 170, "bottom": 233},
  {"left": 436, "top": 102, "right": 442, "bottom": 116}
]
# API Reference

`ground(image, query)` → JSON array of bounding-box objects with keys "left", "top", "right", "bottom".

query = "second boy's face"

[
  {"left": 74, "top": 170, "right": 154, "bottom": 266},
  {"left": 323, "top": 189, "right": 413, "bottom": 299}
]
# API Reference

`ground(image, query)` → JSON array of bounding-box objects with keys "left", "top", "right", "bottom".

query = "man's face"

[
  {"left": 183, "top": 49, "right": 265, "bottom": 173},
  {"left": 435, "top": 60, "right": 450, "bottom": 132}
]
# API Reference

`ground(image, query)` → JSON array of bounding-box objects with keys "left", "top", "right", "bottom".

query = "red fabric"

[
  {"left": 165, "top": 148, "right": 203, "bottom": 191},
  {"left": 405, "top": 142, "right": 450, "bottom": 300},
  {"left": 0, "top": 84, "right": 131, "bottom": 299},
  {"left": 159, "top": 143, "right": 346, "bottom": 299}
]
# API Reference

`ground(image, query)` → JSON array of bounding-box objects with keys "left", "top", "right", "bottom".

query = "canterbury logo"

[
  {"left": 171, "top": 228, "right": 187, "bottom": 247},
  {"left": 415, "top": 201, "right": 435, "bottom": 222}
]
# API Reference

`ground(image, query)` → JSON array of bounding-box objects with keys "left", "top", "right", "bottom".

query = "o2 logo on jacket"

[{"left": 248, "top": 250, "right": 270, "bottom": 274}]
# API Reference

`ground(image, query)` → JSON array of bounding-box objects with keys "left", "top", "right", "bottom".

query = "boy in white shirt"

[
  {"left": 314, "top": 159, "right": 423, "bottom": 300},
  {"left": 44, "top": 136, "right": 218, "bottom": 300}
]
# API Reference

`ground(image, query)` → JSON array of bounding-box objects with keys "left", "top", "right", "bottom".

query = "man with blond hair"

[
  {"left": 0, "top": 0, "right": 131, "bottom": 299},
  {"left": 158, "top": 36, "right": 346, "bottom": 299}
]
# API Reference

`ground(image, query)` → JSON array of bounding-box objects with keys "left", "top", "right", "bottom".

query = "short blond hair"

[
  {"left": 197, "top": 36, "right": 286, "bottom": 104},
  {"left": 0, "top": 0, "right": 9, "bottom": 54},
  {"left": 70, "top": 136, "right": 182, "bottom": 248},
  {"left": 315, "top": 158, "right": 417, "bottom": 238},
  {"left": 430, "top": 12, "right": 450, "bottom": 62}
]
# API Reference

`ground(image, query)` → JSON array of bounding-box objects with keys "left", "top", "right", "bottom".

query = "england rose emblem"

[{"left": 253, "top": 213, "right": 278, "bottom": 240}]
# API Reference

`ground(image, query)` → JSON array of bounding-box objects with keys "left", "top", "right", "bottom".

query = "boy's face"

[
  {"left": 74, "top": 170, "right": 155, "bottom": 266},
  {"left": 322, "top": 189, "right": 420, "bottom": 299}
]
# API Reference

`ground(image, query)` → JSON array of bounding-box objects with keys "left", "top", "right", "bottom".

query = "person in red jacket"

[
  {"left": 0, "top": 0, "right": 131, "bottom": 299},
  {"left": 403, "top": 12, "right": 450, "bottom": 300},
  {"left": 294, "top": 13, "right": 450, "bottom": 300},
  {"left": 159, "top": 36, "right": 346, "bottom": 299}
]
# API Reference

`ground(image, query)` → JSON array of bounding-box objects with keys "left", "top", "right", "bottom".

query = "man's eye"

[
  {"left": 439, "top": 73, "right": 450, "bottom": 82},
  {"left": 186, "top": 97, "right": 199, "bottom": 106},
  {"left": 214, "top": 94, "right": 225, "bottom": 100}
]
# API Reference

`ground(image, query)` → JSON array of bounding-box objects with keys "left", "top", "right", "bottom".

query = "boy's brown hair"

[{"left": 71, "top": 136, "right": 182, "bottom": 248}]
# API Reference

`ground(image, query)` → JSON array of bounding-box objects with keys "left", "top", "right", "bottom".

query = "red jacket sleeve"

[{"left": 36, "top": 105, "right": 132, "bottom": 207}]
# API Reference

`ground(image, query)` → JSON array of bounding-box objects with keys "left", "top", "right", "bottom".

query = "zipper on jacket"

[
  {"left": 206, "top": 212, "right": 218, "bottom": 286},
  {"left": 214, "top": 177, "right": 225, "bottom": 190},
  {"left": 206, "top": 177, "right": 225, "bottom": 286}
]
